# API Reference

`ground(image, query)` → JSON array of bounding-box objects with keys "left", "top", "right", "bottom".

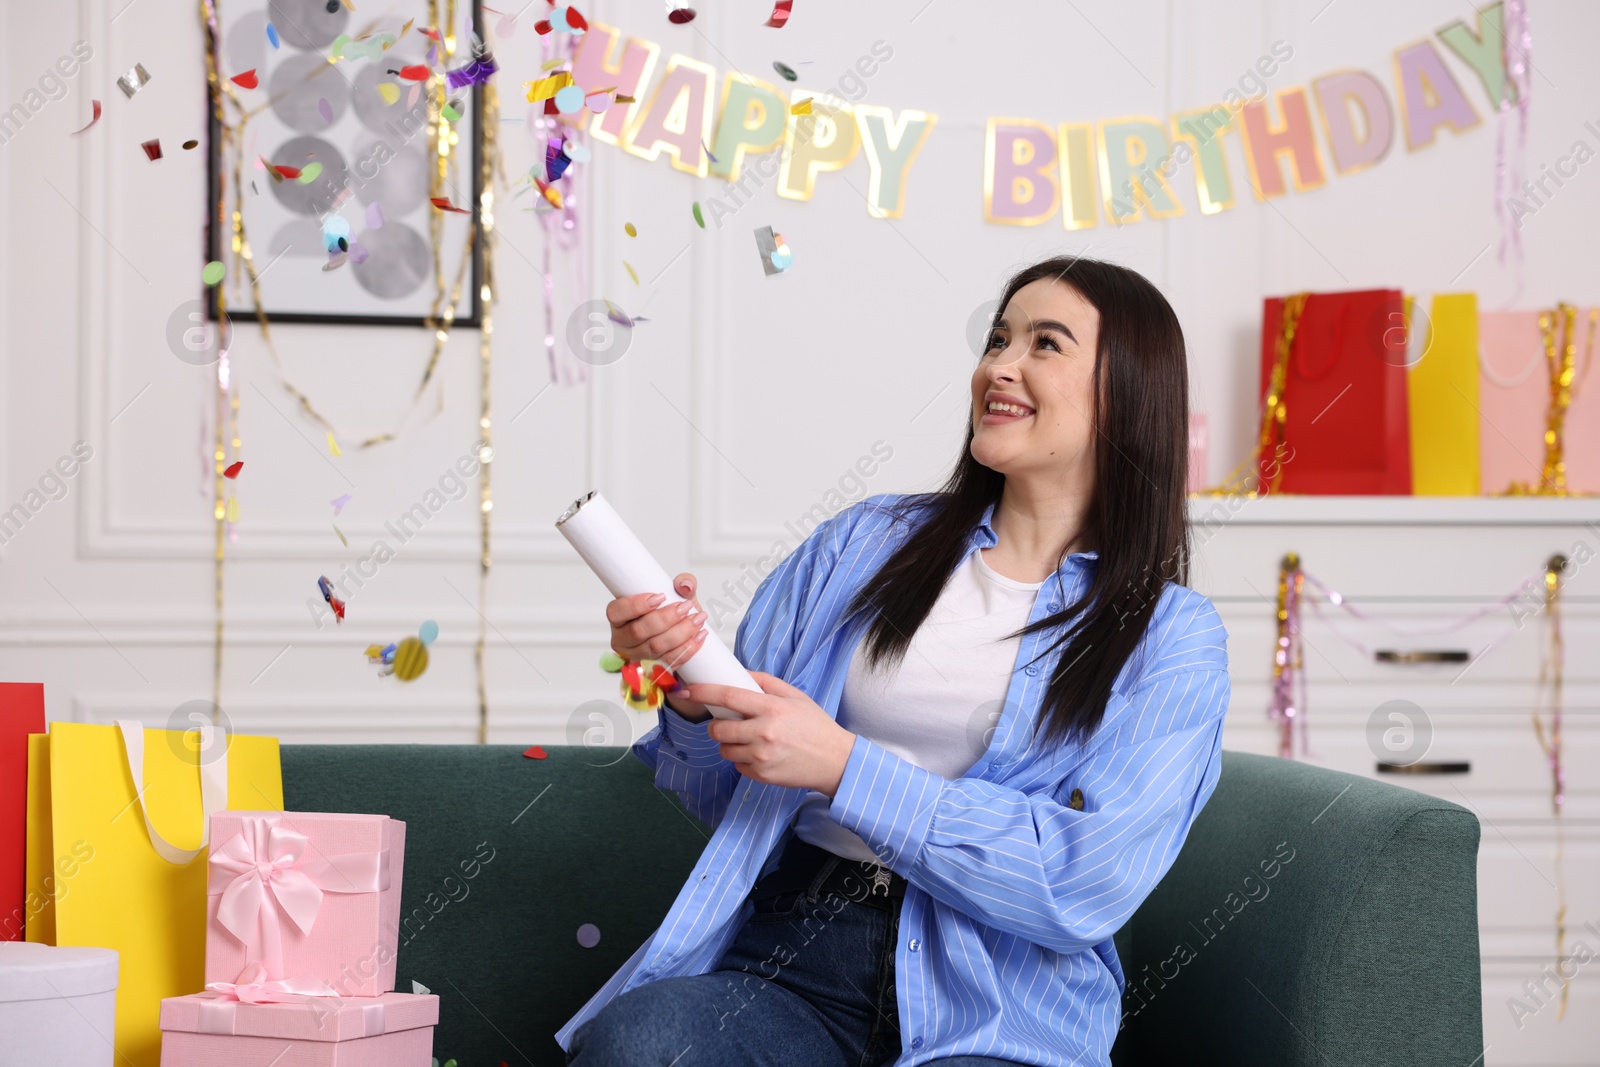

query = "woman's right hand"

[{"left": 606, "top": 573, "right": 713, "bottom": 722}]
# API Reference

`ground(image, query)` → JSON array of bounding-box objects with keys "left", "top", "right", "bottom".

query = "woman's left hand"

[{"left": 685, "top": 671, "right": 858, "bottom": 797}]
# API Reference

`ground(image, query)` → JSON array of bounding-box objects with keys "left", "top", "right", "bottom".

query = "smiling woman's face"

[{"left": 969, "top": 278, "right": 1102, "bottom": 481}]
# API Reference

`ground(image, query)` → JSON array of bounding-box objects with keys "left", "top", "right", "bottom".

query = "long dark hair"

[{"left": 842, "top": 256, "right": 1192, "bottom": 752}]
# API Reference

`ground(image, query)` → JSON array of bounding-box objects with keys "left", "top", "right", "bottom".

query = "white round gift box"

[{"left": 0, "top": 942, "right": 119, "bottom": 1064}]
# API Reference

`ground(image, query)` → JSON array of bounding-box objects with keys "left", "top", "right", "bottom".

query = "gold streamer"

[
  {"left": 474, "top": 70, "right": 499, "bottom": 745},
  {"left": 1534, "top": 553, "right": 1569, "bottom": 1017},
  {"left": 1502, "top": 304, "right": 1597, "bottom": 496},
  {"left": 1196, "top": 292, "right": 1310, "bottom": 497}
]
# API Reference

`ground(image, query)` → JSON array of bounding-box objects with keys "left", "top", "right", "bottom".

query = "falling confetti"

[
  {"left": 398, "top": 64, "right": 431, "bottom": 81},
  {"left": 225, "top": 497, "right": 240, "bottom": 523},
  {"left": 317, "top": 97, "right": 333, "bottom": 124},
  {"left": 773, "top": 61, "right": 797, "bottom": 81},
  {"left": 317, "top": 576, "right": 346, "bottom": 623},
  {"left": 70, "top": 100, "right": 102, "bottom": 135},
  {"left": 366, "top": 202, "right": 384, "bottom": 229},
  {"left": 267, "top": 22, "right": 280, "bottom": 48},
  {"left": 182, "top": 138, "right": 199, "bottom": 150},
  {"left": 692, "top": 201, "right": 705, "bottom": 228},
  {"left": 419, "top": 620, "right": 439, "bottom": 644},
  {"left": 441, "top": 101, "right": 461, "bottom": 122},
  {"left": 331, "top": 493, "right": 353, "bottom": 515},
  {"left": 667, "top": 6, "right": 696, "bottom": 24},
  {"left": 298, "top": 161, "right": 324, "bottom": 183},
  {"left": 222, "top": 459, "right": 243, "bottom": 478},
  {"left": 141, "top": 139, "right": 163, "bottom": 161},
  {"left": 230, "top": 70, "right": 259, "bottom": 89},
  {"left": 624, "top": 261, "right": 639, "bottom": 286},
  {"left": 116, "top": 63, "right": 152, "bottom": 98},
  {"left": 765, "top": 0, "right": 794, "bottom": 28},
  {"left": 790, "top": 97, "right": 812, "bottom": 115},
  {"left": 701, "top": 138, "right": 718, "bottom": 164},
  {"left": 430, "top": 196, "right": 472, "bottom": 214},
  {"left": 624, "top": 222, "right": 637, "bottom": 237},
  {"left": 327, "top": 432, "right": 342, "bottom": 456},
  {"left": 391, "top": 636, "right": 428, "bottom": 681},
  {"left": 524, "top": 71, "right": 573, "bottom": 103},
  {"left": 522, "top": 745, "right": 547, "bottom": 759},
  {"left": 377, "top": 82, "right": 401, "bottom": 105},
  {"left": 333, "top": 523, "right": 348, "bottom": 546}
]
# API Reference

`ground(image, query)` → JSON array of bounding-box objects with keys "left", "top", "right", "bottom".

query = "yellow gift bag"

[
  {"left": 1406, "top": 292, "right": 1482, "bottom": 495},
  {"left": 24, "top": 720, "right": 282, "bottom": 1067}
]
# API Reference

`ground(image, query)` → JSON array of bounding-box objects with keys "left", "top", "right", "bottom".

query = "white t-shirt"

[{"left": 790, "top": 546, "right": 1044, "bottom": 862}]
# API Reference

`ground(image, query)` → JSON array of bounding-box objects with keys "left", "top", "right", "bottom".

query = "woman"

[{"left": 557, "top": 255, "right": 1231, "bottom": 1067}]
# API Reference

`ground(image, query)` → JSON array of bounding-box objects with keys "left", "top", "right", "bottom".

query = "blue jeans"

[{"left": 565, "top": 886, "right": 1027, "bottom": 1067}]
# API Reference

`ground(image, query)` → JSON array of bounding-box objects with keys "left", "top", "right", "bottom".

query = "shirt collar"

[{"left": 974, "top": 500, "right": 1100, "bottom": 573}]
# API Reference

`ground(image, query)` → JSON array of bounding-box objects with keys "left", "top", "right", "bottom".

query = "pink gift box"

[
  {"left": 206, "top": 812, "right": 406, "bottom": 997},
  {"left": 159, "top": 990, "right": 437, "bottom": 1067}
]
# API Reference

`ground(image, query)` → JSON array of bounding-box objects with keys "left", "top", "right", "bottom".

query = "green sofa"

[{"left": 279, "top": 746, "right": 1484, "bottom": 1066}]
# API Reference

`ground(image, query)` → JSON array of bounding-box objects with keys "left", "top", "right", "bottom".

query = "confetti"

[
  {"left": 562, "top": 139, "right": 591, "bottom": 163},
  {"left": 225, "top": 497, "right": 240, "bottom": 523},
  {"left": 298, "top": 161, "right": 324, "bottom": 183},
  {"left": 419, "top": 620, "right": 439, "bottom": 644},
  {"left": 376, "top": 82, "right": 401, "bottom": 105},
  {"left": 692, "top": 201, "right": 705, "bottom": 228},
  {"left": 318, "top": 576, "right": 346, "bottom": 623},
  {"left": 183, "top": 138, "right": 199, "bottom": 150},
  {"left": 326, "top": 0, "right": 340, "bottom": 11},
  {"left": 430, "top": 196, "right": 472, "bottom": 214},
  {"left": 790, "top": 97, "right": 812, "bottom": 115},
  {"left": 614, "top": 93, "right": 635, "bottom": 104},
  {"left": 701, "top": 138, "right": 718, "bottom": 164},
  {"left": 755, "top": 225, "right": 792, "bottom": 275},
  {"left": 522, "top": 745, "right": 547, "bottom": 759},
  {"left": 398, "top": 64, "right": 431, "bottom": 81},
  {"left": 327, "top": 432, "right": 342, "bottom": 456},
  {"left": 545, "top": 137, "right": 572, "bottom": 181},
  {"left": 773, "top": 61, "right": 797, "bottom": 81},
  {"left": 391, "top": 637, "right": 428, "bottom": 681},
  {"left": 141, "top": 139, "right": 163, "bottom": 161},
  {"left": 202, "top": 260, "right": 226, "bottom": 285},
  {"left": 764, "top": 0, "right": 794, "bottom": 28},
  {"left": 272, "top": 163, "right": 302, "bottom": 180},
  {"left": 222, "top": 459, "right": 243, "bottom": 478},
  {"left": 524, "top": 71, "right": 573, "bottom": 103},
  {"left": 441, "top": 102, "right": 461, "bottom": 122},
  {"left": 333, "top": 523, "right": 348, "bottom": 546},
  {"left": 317, "top": 97, "right": 332, "bottom": 124},
  {"left": 667, "top": 6, "right": 696, "bottom": 25},
  {"left": 117, "top": 63, "right": 152, "bottom": 98},
  {"left": 446, "top": 54, "right": 498, "bottom": 89},
  {"left": 624, "top": 222, "right": 637, "bottom": 237},
  {"left": 70, "top": 100, "right": 102, "bottom": 135},
  {"left": 331, "top": 493, "right": 353, "bottom": 515},
  {"left": 323, "top": 252, "right": 348, "bottom": 272},
  {"left": 584, "top": 90, "right": 612, "bottom": 114},
  {"left": 576, "top": 923, "right": 601, "bottom": 948},
  {"left": 230, "top": 69, "right": 259, "bottom": 89},
  {"left": 624, "top": 261, "right": 639, "bottom": 286},
  {"left": 266, "top": 22, "right": 280, "bottom": 48},
  {"left": 366, "top": 202, "right": 384, "bottom": 229}
]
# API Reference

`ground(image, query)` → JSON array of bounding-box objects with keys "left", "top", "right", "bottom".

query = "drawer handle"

[
  {"left": 1376, "top": 760, "right": 1471, "bottom": 775},
  {"left": 1374, "top": 649, "right": 1471, "bottom": 664}
]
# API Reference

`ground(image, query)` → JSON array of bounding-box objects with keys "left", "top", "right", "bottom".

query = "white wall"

[{"left": 4, "top": 1, "right": 1599, "bottom": 1060}]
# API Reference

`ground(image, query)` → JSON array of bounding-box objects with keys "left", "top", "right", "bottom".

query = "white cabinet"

[{"left": 1193, "top": 496, "right": 1600, "bottom": 1066}]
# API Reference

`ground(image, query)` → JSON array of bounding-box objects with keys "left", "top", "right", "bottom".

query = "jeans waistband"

[{"left": 750, "top": 834, "right": 907, "bottom": 907}]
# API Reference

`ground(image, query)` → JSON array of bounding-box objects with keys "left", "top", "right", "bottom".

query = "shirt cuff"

[
  {"left": 826, "top": 734, "right": 944, "bottom": 874},
  {"left": 656, "top": 700, "right": 727, "bottom": 770}
]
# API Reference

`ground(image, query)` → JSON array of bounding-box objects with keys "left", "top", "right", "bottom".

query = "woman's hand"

[
  {"left": 685, "top": 671, "right": 858, "bottom": 797},
  {"left": 605, "top": 573, "right": 713, "bottom": 721}
]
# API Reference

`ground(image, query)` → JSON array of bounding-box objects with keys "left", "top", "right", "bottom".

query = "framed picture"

[{"left": 207, "top": 0, "right": 484, "bottom": 327}]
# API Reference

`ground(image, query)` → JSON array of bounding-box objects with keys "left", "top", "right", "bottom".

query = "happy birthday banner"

[{"left": 569, "top": 3, "right": 1519, "bottom": 226}]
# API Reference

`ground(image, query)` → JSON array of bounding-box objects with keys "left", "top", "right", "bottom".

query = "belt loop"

[{"left": 806, "top": 857, "right": 841, "bottom": 902}]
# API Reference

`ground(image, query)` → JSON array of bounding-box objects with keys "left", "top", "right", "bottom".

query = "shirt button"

[
  {"left": 911, "top": 1037, "right": 923, "bottom": 1049},
  {"left": 1025, "top": 665, "right": 1038, "bottom": 676},
  {"left": 1048, "top": 599, "right": 1060, "bottom": 611},
  {"left": 908, "top": 938, "right": 920, "bottom": 951}
]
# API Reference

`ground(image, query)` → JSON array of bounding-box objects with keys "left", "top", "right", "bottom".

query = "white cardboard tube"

[{"left": 556, "top": 490, "right": 760, "bottom": 720}]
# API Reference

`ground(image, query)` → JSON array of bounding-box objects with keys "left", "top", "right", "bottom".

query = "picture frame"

[{"left": 206, "top": 0, "right": 484, "bottom": 327}]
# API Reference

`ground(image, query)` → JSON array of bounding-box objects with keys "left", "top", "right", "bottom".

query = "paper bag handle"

[{"left": 115, "top": 719, "right": 230, "bottom": 866}]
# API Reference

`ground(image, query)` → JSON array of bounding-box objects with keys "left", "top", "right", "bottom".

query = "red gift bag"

[
  {"left": 1, "top": 682, "right": 45, "bottom": 941},
  {"left": 1259, "top": 289, "right": 1412, "bottom": 494}
]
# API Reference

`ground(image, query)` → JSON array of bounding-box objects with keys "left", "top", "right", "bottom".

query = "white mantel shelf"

[{"left": 1187, "top": 495, "right": 1600, "bottom": 527}]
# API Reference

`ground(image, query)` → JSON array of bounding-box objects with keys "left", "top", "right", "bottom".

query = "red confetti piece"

[
  {"left": 398, "top": 64, "right": 431, "bottom": 81},
  {"left": 667, "top": 7, "right": 696, "bottom": 24},
  {"left": 534, "top": 19, "right": 551, "bottom": 34},
  {"left": 330, "top": 596, "right": 346, "bottom": 622},
  {"left": 230, "top": 69, "right": 259, "bottom": 89},
  {"left": 522, "top": 745, "right": 547, "bottom": 760},
  {"left": 223, "top": 461, "right": 243, "bottom": 479},
  {"left": 764, "top": 0, "right": 793, "bottom": 27},
  {"left": 430, "top": 196, "right": 472, "bottom": 214},
  {"left": 141, "top": 139, "right": 163, "bottom": 161},
  {"left": 565, "top": 7, "right": 588, "bottom": 31},
  {"left": 421, "top": 26, "right": 441, "bottom": 40},
  {"left": 273, "top": 164, "right": 302, "bottom": 179},
  {"left": 70, "top": 99, "right": 102, "bottom": 136}
]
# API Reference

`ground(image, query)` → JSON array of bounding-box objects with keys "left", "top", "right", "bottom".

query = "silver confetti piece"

[{"left": 116, "top": 62, "right": 152, "bottom": 98}]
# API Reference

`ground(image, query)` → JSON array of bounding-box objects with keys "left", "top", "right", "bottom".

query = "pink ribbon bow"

[
  {"left": 196, "top": 962, "right": 342, "bottom": 1035},
  {"left": 207, "top": 815, "right": 390, "bottom": 977}
]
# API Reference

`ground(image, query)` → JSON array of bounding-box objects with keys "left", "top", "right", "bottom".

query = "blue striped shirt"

[{"left": 555, "top": 492, "right": 1231, "bottom": 1066}]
